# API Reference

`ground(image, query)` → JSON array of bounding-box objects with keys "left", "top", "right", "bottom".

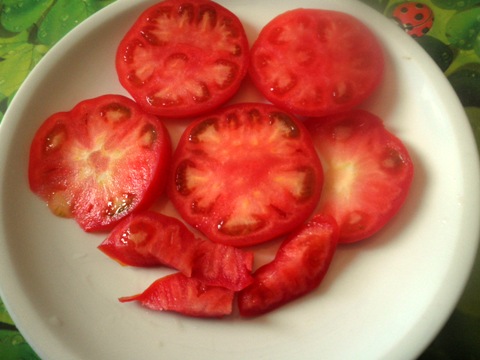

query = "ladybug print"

[{"left": 392, "top": 2, "right": 434, "bottom": 38}]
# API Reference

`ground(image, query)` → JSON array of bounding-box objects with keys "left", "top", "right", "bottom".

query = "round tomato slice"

[
  {"left": 168, "top": 103, "right": 324, "bottom": 247},
  {"left": 28, "top": 94, "right": 171, "bottom": 232},
  {"left": 305, "top": 110, "right": 414, "bottom": 243},
  {"left": 249, "top": 9, "right": 384, "bottom": 117},
  {"left": 116, "top": 0, "right": 249, "bottom": 119}
]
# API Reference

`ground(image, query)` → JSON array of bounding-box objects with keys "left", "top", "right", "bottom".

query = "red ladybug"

[{"left": 392, "top": 2, "right": 434, "bottom": 38}]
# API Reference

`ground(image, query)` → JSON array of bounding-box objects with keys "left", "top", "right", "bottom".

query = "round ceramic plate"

[{"left": 0, "top": 0, "right": 479, "bottom": 359}]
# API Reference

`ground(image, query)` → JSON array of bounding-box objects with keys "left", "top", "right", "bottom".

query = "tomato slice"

[
  {"left": 120, "top": 272, "right": 234, "bottom": 318},
  {"left": 304, "top": 110, "right": 414, "bottom": 243},
  {"left": 238, "top": 214, "right": 339, "bottom": 317},
  {"left": 249, "top": 9, "right": 384, "bottom": 117},
  {"left": 116, "top": 0, "right": 249, "bottom": 118},
  {"left": 28, "top": 94, "right": 171, "bottom": 232},
  {"left": 168, "top": 103, "right": 324, "bottom": 247},
  {"left": 98, "top": 210, "right": 254, "bottom": 290}
]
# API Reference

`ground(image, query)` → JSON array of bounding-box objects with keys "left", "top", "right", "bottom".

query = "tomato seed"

[
  {"left": 197, "top": 5, "right": 217, "bottom": 29},
  {"left": 190, "top": 81, "right": 211, "bottom": 103},
  {"left": 381, "top": 147, "right": 408, "bottom": 173},
  {"left": 47, "top": 191, "right": 72, "bottom": 218},
  {"left": 44, "top": 123, "right": 67, "bottom": 153},
  {"left": 177, "top": 3, "right": 194, "bottom": 25},
  {"left": 269, "top": 112, "right": 300, "bottom": 138},
  {"left": 139, "top": 124, "right": 158, "bottom": 148},
  {"left": 99, "top": 102, "right": 131, "bottom": 123},
  {"left": 106, "top": 193, "right": 135, "bottom": 217},
  {"left": 332, "top": 81, "right": 354, "bottom": 104},
  {"left": 213, "top": 60, "right": 238, "bottom": 89}
]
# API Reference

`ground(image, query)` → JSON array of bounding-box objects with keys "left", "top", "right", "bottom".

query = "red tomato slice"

[
  {"left": 168, "top": 103, "right": 324, "bottom": 247},
  {"left": 116, "top": 0, "right": 249, "bottom": 118},
  {"left": 249, "top": 9, "right": 384, "bottom": 117},
  {"left": 28, "top": 94, "right": 171, "bottom": 232},
  {"left": 238, "top": 214, "right": 339, "bottom": 317},
  {"left": 304, "top": 110, "right": 414, "bottom": 243},
  {"left": 120, "top": 272, "right": 234, "bottom": 318},
  {"left": 98, "top": 211, "right": 254, "bottom": 291}
]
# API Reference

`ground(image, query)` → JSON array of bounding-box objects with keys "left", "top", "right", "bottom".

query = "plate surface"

[{"left": 1, "top": 0, "right": 479, "bottom": 359}]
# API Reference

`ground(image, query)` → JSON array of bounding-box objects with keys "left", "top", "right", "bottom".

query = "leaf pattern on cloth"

[{"left": 0, "top": 0, "right": 115, "bottom": 119}]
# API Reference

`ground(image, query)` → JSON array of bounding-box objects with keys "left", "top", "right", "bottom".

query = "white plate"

[{"left": 1, "top": 0, "right": 479, "bottom": 359}]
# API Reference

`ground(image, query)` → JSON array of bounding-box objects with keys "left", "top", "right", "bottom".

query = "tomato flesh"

[
  {"left": 28, "top": 94, "right": 171, "bottom": 232},
  {"left": 305, "top": 110, "right": 414, "bottom": 243},
  {"left": 116, "top": 0, "right": 249, "bottom": 118},
  {"left": 249, "top": 9, "right": 384, "bottom": 117},
  {"left": 120, "top": 272, "right": 234, "bottom": 318},
  {"left": 238, "top": 214, "right": 339, "bottom": 317},
  {"left": 98, "top": 210, "right": 254, "bottom": 291},
  {"left": 98, "top": 211, "right": 198, "bottom": 275},
  {"left": 168, "top": 103, "right": 324, "bottom": 247}
]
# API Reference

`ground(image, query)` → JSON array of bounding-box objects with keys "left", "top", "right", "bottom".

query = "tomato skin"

[
  {"left": 115, "top": 0, "right": 249, "bottom": 118},
  {"left": 238, "top": 214, "right": 339, "bottom": 317},
  {"left": 120, "top": 272, "right": 234, "bottom": 318},
  {"left": 304, "top": 109, "right": 414, "bottom": 243},
  {"left": 249, "top": 9, "right": 384, "bottom": 117},
  {"left": 28, "top": 94, "right": 171, "bottom": 232},
  {"left": 168, "top": 102, "right": 324, "bottom": 247}
]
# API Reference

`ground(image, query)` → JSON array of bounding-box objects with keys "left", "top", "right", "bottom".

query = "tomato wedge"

[
  {"left": 120, "top": 272, "right": 234, "bottom": 318},
  {"left": 249, "top": 9, "right": 384, "bottom": 117},
  {"left": 28, "top": 94, "right": 171, "bottom": 232},
  {"left": 238, "top": 214, "right": 339, "bottom": 317},
  {"left": 98, "top": 210, "right": 254, "bottom": 290},
  {"left": 98, "top": 211, "right": 198, "bottom": 275},
  {"left": 305, "top": 109, "right": 414, "bottom": 243},
  {"left": 116, "top": 0, "right": 249, "bottom": 118},
  {"left": 168, "top": 103, "right": 324, "bottom": 247}
]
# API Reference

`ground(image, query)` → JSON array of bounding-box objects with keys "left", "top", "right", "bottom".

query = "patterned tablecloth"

[{"left": 0, "top": 0, "right": 479, "bottom": 359}]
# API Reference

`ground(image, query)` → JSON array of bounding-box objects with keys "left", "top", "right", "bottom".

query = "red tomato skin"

[
  {"left": 238, "top": 214, "right": 339, "bottom": 317},
  {"left": 305, "top": 110, "right": 414, "bottom": 243},
  {"left": 167, "top": 102, "right": 324, "bottom": 247},
  {"left": 120, "top": 272, "right": 234, "bottom": 318},
  {"left": 28, "top": 94, "right": 171, "bottom": 232},
  {"left": 249, "top": 9, "right": 384, "bottom": 117},
  {"left": 115, "top": 0, "right": 249, "bottom": 119}
]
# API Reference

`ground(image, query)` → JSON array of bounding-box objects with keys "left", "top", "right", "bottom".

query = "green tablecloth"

[{"left": 0, "top": 0, "right": 479, "bottom": 359}]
